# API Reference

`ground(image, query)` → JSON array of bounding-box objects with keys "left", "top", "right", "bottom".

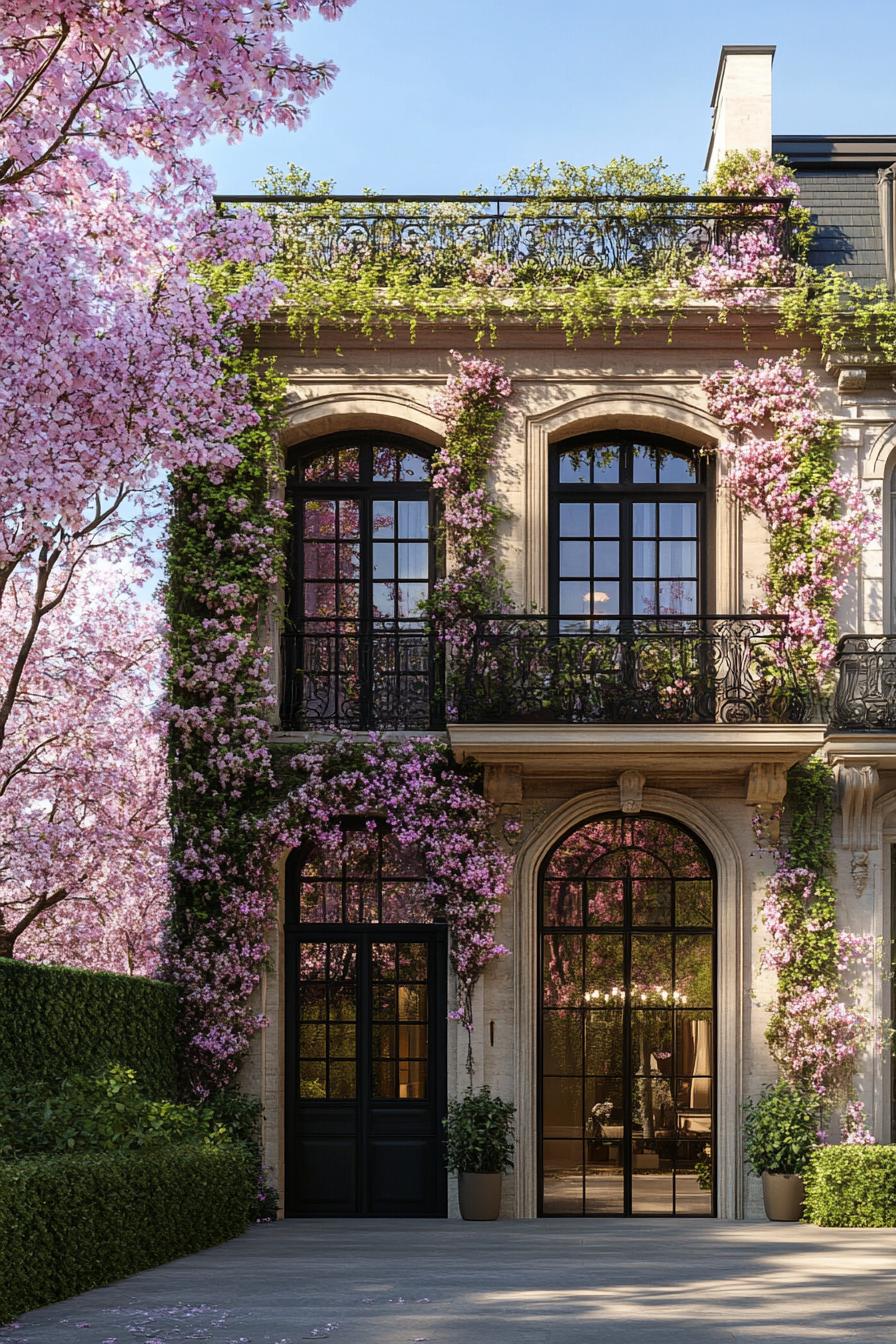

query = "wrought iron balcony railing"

[
  {"left": 279, "top": 615, "right": 822, "bottom": 732},
  {"left": 216, "top": 193, "right": 797, "bottom": 285},
  {"left": 280, "top": 621, "right": 443, "bottom": 731},
  {"left": 450, "top": 615, "right": 820, "bottom": 726},
  {"left": 831, "top": 635, "right": 896, "bottom": 731}
]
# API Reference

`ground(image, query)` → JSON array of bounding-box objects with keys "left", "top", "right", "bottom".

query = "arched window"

[
  {"left": 290, "top": 823, "right": 431, "bottom": 926},
  {"left": 550, "top": 432, "right": 708, "bottom": 628},
  {"left": 283, "top": 432, "right": 438, "bottom": 729},
  {"left": 539, "top": 813, "right": 715, "bottom": 1217}
]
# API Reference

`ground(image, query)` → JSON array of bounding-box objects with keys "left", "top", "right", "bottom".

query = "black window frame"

[
  {"left": 537, "top": 811, "right": 717, "bottom": 1218},
  {"left": 286, "top": 430, "right": 440, "bottom": 630},
  {"left": 549, "top": 431, "right": 710, "bottom": 623},
  {"left": 284, "top": 837, "right": 449, "bottom": 1218}
]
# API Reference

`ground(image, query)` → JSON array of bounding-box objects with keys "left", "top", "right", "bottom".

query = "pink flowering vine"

[
  {"left": 162, "top": 356, "right": 511, "bottom": 1095},
  {"left": 167, "top": 722, "right": 510, "bottom": 1094},
  {"left": 758, "top": 760, "right": 874, "bottom": 1119},
  {"left": 691, "top": 151, "right": 803, "bottom": 305},
  {"left": 269, "top": 734, "right": 511, "bottom": 1034},
  {"left": 704, "top": 355, "right": 877, "bottom": 670},
  {"left": 841, "top": 1099, "right": 877, "bottom": 1145},
  {"left": 427, "top": 351, "right": 512, "bottom": 644}
]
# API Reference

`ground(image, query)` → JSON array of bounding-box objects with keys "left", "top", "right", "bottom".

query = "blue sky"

[{"left": 203, "top": 0, "right": 896, "bottom": 195}]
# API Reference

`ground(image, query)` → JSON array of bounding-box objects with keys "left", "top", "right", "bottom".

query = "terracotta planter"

[
  {"left": 761, "top": 1171, "right": 806, "bottom": 1221},
  {"left": 458, "top": 1172, "right": 502, "bottom": 1220}
]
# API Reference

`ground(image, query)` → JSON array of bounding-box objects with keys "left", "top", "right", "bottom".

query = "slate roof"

[
  {"left": 772, "top": 136, "right": 896, "bottom": 287},
  {"left": 792, "top": 170, "right": 885, "bottom": 284}
]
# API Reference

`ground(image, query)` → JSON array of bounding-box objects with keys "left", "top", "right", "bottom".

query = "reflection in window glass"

[
  {"left": 297, "top": 832, "right": 430, "bottom": 925},
  {"left": 552, "top": 437, "right": 703, "bottom": 625},
  {"left": 297, "top": 942, "right": 356, "bottom": 1100},
  {"left": 540, "top": 814, "right": 714, "bottom": 1216},
  {"left": 372, "top": 942, "right": 429, "bottom": 1099}
]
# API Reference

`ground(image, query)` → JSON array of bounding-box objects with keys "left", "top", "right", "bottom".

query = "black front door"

[{"left": 286, "top": 925, "right": 447, "bottom": 1216}]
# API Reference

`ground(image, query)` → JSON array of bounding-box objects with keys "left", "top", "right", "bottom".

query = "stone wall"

[{"left": 241, "top": 309, "right": 896, "bottom": 1218}]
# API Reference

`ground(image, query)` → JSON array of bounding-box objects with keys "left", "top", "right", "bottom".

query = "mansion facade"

[{"left": 236, "top": 46, "right": 896, "bottom": 1220}]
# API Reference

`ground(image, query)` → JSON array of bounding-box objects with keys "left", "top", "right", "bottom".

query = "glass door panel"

[
  {"left": 288, "top": 926, "right": 446, "bottom": 1217},
  {"left": 540, "top": 814, "right": 715, "bottom": 1217}
]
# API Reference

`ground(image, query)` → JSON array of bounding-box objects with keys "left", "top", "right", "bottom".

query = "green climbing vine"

[{"left": 758, "top": 760, "right": 874, "bottom": 1131}]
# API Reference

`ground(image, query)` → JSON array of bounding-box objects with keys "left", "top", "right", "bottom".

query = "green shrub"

[
  {"left": 0, "top": 959, "right": 177, "bottom": 1097},
  {"left": 443, "top": 1086, "right": 515, "bottom": 1174},
  {"left": 742, "top": 1081, "right": 818, "bottom": 1175},
  {"left": 0, "top": 1067, "right": 278, "bottom": 1222},
  {"left": 0, "top": 1065, "right": 229, "bottom": 1159},
  {"left": 203, "top": 1088, "right": 279, "bottom": 1220},
  {"left": 0, "top": 1143, "right": 253, "bottom": 1323},
  {"left": 804, "top": 1145, "right": 896, "bottom": 1227}
]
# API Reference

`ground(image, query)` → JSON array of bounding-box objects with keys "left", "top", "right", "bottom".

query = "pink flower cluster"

[
  {"left": 431, "top": 350, "right": 512, "bottom": 437},
  {"left": 760, "top": 855, "right": 874, "bottom": 1108},
  {"left": 841, "top": 1098, "right": 877, "bottom": 1145},
  {"left": 269, "top": 734, "right": 511, "bottom": 1036},
  {"left": 704, "top": 356, "right": 878, "bottom": 668},
  {"left": 692, "top": 223, "right": 795, "bottom": 304},
  {"left": 428, "top": 352, "right": 512, "bottom": 648},
  {"left": 768, "top": 985, "right": 871, "bottom": 1099},
  {"left": 691, "top": 151, "right": 798, "bottom": 304}
]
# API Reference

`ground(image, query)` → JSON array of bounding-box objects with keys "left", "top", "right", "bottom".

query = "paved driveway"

[{"left": 7, "top": 1219, "right": 896, "bottom": 1344}]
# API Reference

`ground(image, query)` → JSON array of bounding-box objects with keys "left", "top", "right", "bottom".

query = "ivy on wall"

[
  {"left": 164, "top": 351, "right": 512, "bottom": 1096},
  {"left": 164, "top": 349, "right": 288, "bottom": 1097},
  {"left": 426, "top": 351, "right": 512, "bottom": 638},
  {"left": 758, "top": 760, "right": 874, "bottom": 1133}
]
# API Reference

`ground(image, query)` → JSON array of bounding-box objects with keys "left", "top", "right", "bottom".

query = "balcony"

[
  {"left": 831, "top": 636, "right": 896, "bottom": 731},
  {"left": 216, "top": 193, "right": 798, "bottom": 286},
  {"left": 280, "top": 620, "right": 442, "bottom": 732},
  {"left": 451, "top": 615, "right": 820, "bottom": 726},
  {"left": 278, "top": 615, "right": 824, "bottom": 733}
]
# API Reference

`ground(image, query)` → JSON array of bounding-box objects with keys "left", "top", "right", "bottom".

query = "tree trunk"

[{"left": 0, "top": 928, "right": 16, "bottom": 958}]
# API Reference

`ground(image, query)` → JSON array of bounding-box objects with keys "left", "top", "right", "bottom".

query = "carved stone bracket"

[
  {"left": 835, "top": 764, "right": 879, "bottom": 897},
  {"left": 618, "top": 770, "right": 645, "bottom": 815},
  {"left": 746, "top": 762, "right": 788, "bottom": 848},
  {"left": 837, "top": 367, "right": 867, "bottom": 394}
]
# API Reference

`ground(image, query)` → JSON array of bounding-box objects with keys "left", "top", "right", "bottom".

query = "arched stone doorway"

[{"left": 538, "top": 812, "right": 716, "bottom": 1216}]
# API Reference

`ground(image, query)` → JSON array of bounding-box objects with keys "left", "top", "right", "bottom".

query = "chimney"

[{"left": 705, "top": 45, "right": 775, "bottom": 175}]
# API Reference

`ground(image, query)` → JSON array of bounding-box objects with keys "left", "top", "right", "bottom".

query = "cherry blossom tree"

[
  {"left": 0, "top": 560, "right": 167, "bottom": 966},
  {"left": 0, "top": 2, "right": 354, "bottom": 964},
  {"left": 0, "top": 0, "right": 354, "bottom": 742}
]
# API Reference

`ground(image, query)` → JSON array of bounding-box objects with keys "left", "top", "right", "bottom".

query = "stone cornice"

[{"left": 448, "top": 722, "right": 825, "bottom": 773}]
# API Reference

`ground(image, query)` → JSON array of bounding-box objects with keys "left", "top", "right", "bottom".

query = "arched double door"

[
  {"left": 284, "top": 828, "right": 447, "bottom": 1217},
  {"left": 539, "top": 813, "right": 715, "bottom": 1216}
]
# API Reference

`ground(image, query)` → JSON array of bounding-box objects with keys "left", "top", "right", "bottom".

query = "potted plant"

[
  {"left": 443, "top": 1085, "right": 515, "bottom": 1220},
  {"left": 743, "top": 1081, "right": 818, "bottom": 1221}
]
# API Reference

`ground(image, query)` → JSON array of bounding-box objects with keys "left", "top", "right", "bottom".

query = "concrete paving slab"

[{"left": 6, "top": 1219, "right": 896, "bottom": 1344}]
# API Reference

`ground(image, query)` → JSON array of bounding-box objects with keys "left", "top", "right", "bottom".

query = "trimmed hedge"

[
  {"left": 804, "top": 1144, "right": 896, "bottom": 1227},
  {"left": 0, "top": 959, "right": 177, "bottom": 1097},
  {"left": 0, "top": 1144, "right": 253, "bottom": 1322}
]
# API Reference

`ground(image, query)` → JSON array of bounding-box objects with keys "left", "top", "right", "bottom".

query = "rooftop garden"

[{"left": 212, "top": 152, "right": 896, "bottom": 357}]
